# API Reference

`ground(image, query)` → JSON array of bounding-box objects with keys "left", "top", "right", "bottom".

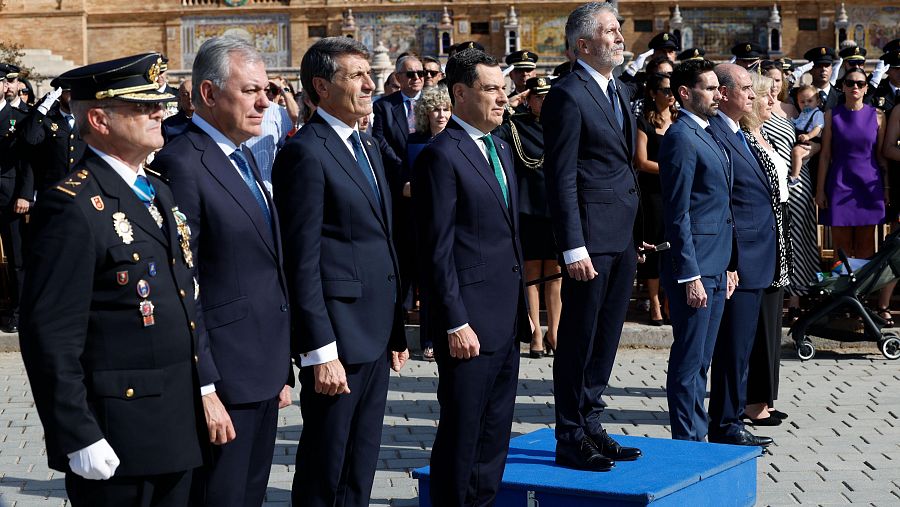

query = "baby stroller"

[{"left": 791, "top": 229, "right": 900, "bottom": 361}]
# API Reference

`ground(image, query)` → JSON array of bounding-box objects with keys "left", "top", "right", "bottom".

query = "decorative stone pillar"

[
  {"left": 504, "top": 6, "right": 520, "bottom": 56},
  {"left": 669, "top": 4, "right": 684, "bottom": 51},
  {"left": 438, "top": 7, "right": 454, "bottom": 56},
  {"left": 371, "top": 40, "right": 392, "bottom": 96},
  {"left": 834, "top": 2, "right": 848, "bottom": 47},
  {"left": 767, "top": 4, "right": 783, "bottom": 56},
  {"left": 341, "top": 9, "right": 358, "bottom": 39}
]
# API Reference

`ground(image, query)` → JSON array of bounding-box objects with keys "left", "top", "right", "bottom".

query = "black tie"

[
  {"left": 705, "top": 126, "right": 730, "bottom": 164},
  {"left": 819, "top": 90, "right": 827, "bottom": 105},
  {"left": 608, "top": 80, "right": 624, "bottom": 129}
]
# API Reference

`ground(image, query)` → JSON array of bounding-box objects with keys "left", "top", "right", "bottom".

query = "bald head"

[
  {"left": 714, "top": 63, "right": 755, "bottom": 121},
  {"left": 178, "top": 78, "right": 194, "bottom": 115}
]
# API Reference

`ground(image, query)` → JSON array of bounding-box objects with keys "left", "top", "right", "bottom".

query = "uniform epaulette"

[
  {"left": 53, "top": 169, "right": 91, "bottom": 197},
  {"left": 144, "top": 166, "right": 169, "bottom": 183}
]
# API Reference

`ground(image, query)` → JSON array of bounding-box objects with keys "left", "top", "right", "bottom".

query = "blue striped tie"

[{"left": 230, "top": 149, "right": 272, "bottom": 228}]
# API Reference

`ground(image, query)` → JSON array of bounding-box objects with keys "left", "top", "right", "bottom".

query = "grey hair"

[
  {"left": 395, "top": 55, "right": 422, "bottom": 73},
  {"left": 301, "top": 37, "right": 370, "bottom": 105},
  {"left": 714, "top": 63, "right": 741, "bottom": 92},
  {"left": 566, "top": 2, "right": 618, "bottom": 57},
  {"left": 192, "top": 36, "right": 263, "bottom": 107},
  {"left": 70, "top": 99, "right": 105, "bottom": 137}
]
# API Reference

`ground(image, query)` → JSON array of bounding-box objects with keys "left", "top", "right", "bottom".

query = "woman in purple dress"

[{"left": 815, "top": 68, "right": 889, "bottom": 262}]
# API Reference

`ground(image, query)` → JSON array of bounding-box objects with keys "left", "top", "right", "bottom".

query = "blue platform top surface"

[{"left": 413, "top": 428, "right": 761, "bottom": 502}]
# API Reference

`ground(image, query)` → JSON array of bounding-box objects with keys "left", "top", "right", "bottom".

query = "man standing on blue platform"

[
  {"left": 706, "top": 64, "right": 776, "bottom": 448},
  {"left": 659, "top": 58, "right": 735, "bottom": 442},
  {"left": 151, "top": 36, "right": 294, "bottom": 506},
  {"left": 543, "top": 2, "right": 643, "bottom": 471},
  {"left": 273, "top": 37, "right": 409, "bottom": 507},
  {"left": 413, "top": 48, "right": 530, "bottom": 504}
]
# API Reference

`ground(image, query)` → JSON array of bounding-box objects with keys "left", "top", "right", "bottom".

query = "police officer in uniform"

[
  {"left": 0, "top": 63, "right": 31, "bottom": 333},
  {"left": 19, "top": 77, "right": 87, "bottom": 194},
  {"left": 868, "top": 50, "right": 900, "bottom": 114},
  {"left": 803, "top": 46, "right": 840, "bottom": 111},
  {"left": 731, "top": 41, "right": 766, "bottom": 69},
  {"left": 506, "top": 50, "right": 539, "bottom": 99},
  {"left": 677, "top": 47, "right": 705, "bottom": 62},
  {"left": 19, "top": 52, "right": 205, "bottom": 506}
]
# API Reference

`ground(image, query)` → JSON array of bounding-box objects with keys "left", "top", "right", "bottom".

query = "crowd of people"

[{"left": 2, "top": 0, "right": 900, "bottom": 506}]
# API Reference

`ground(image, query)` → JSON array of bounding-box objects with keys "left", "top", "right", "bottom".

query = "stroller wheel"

[
  {"left": 878, "top": 334, "right": 900, "bottom": 360},
  {"left": 797, "top": 341, "right": 816, "bottom": 361}
]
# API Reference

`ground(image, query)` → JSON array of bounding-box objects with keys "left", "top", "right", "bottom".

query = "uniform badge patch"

[
  {"left": 91, "top": 195, "right": 105, "bottom": 211},
  {"left": 117, "top": 271, "right": 129, "bottom": 285},
  {"left": 50, "top": 122, "right": 59, "bottom": 132},
  {"left": 136, "top": 279, "right": 150, "bottom": 298}
]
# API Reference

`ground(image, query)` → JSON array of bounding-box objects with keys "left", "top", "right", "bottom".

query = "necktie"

[
  {"left": 64, "top": 113, "right": 75, "bottom": 130},
  {"left": 819, "top": 90, "right": 827, "bottom": 106},
  {"left": 406, "top": 98, "right": 416, "bottom": 133},
  {"left": 480, "top": 135, "right": 509, "bottom": 207},
  {"left": 348, "top": 131, "right": 382, "bottom": 206},
  {"left": 608, "top": 80, "right": 624, "bottom": 129},
  {"left": 735, "top": 129, "right": 752, "bottom": 156},
  {"left": 230, "top": 149, "right": 272, "bottom": 228}
]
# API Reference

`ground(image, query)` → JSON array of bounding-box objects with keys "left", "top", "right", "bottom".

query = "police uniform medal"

[
  {"left": 172, "top": 207, "right": 193, "bottom": 268},
  {"left": 113, "top": 212, "right": 134, "bottom": 244},
  {"left": 139, "top": 300, "right": 155, "bottom": 327}
]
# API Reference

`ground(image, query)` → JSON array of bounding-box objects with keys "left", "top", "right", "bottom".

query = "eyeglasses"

[
  {"left": 18, "top": 90, "right": 28, "bottom": 96},
  {"left": 843, "top": 80, "right": 867, "bottom": 89},
  {"left": 404, "top": 71, "right": 426, "bottom": 79},
  {"left": 104, "top": 102, "right": 164, "bottom": 114},
  {"left": 424, "top": 70, "right": 441, "bottom": 78}
]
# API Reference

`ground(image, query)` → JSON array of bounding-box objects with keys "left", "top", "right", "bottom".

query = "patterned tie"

[
  {"left": 349, "top": 131, "right": 382, "bottom": 206},
  {"left": 406, "top": 98, "right": 416, "bottom": 133},
  {"left": 229, "top": 149, "right": 272, "bottom": 228},
  {"left": 704, "top": 126, "right": 730, "bottom": 167},
  {"left": 480, "top": 135, "right": 509, "bottom": 207},
  {"left": 608, "top": 80, "right": 624, "bottom": 129}
]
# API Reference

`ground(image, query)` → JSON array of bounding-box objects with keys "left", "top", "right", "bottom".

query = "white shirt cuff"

[
  {"left": 563, "top": 247, "right": 589, "bottom": 265},
  {"left": 678, "top": 275, "right": 701, "bottom": 284},
  {"left": 200, "top": 383, "right": 216, "bottom": 396},
  {"left": 300, "top": 341, "right": 339, "bottom": 367},
  {"left": 447, "top": 323, "right": 469, "bottom": 334}
]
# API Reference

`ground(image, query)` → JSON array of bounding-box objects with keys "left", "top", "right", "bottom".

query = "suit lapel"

[
  {"left": 87, "top": 155, "right": 167, "bottom": 247},
  {"left": 715, "top": 118, "right": 769, "bottom": 190},
  {"left": 448, "top": 122, "right": 513, "bottom": 226},
  {"left": 577, "top": 66, "right": 628, "bottom": 151},
  {"left": 314, "top": 118, "right": 388, "bottom": 230},
  {"left": 391, "top": 96, "right": 411, "bottom": 140},
  {"left": 193, "top": 129, "right": 276, "bottom": 256},
  {"left": 360, "top": 132, "right": 393, "bottom": 235}
]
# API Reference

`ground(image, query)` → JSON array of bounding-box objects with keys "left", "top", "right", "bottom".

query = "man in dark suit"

[
  {"left": 543, "top": 2, "right": 642, "bottom": 471},
  {"left": 0, "top": 63, "right": 33, "bottom": 333},
  {"left": 272, "top": 37, "right": 408, "bottom": 507},
  {"left": 162, "top": 78, "right": 193, "bottom": 143},
  {"left": 707, "top": 63, "right": 776, "bottom": 447},
  {"left": 151, "top": 36, "right": 293, "bottom": 507},
  {"left": 372, "top": 54, "right": 425, "bottom": 312},
  {"left": 412, "top": 47, "right": 530, "bottom": 506},
  {"left": 658, "top": 58, "right": 735, "bottom": 442},
  {"left": 19, "top": 52, "right": 204, "bottom": 506},
  {"left": 804, "top": 46, "right": 840, "bottom": 111},
  {"left": 19, "top": 79, "right": 87, "bottom": 194}
]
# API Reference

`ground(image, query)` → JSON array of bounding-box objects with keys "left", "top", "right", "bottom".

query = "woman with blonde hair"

[{"left": 741, "top": 72, "right": 793, "bottom": 425}]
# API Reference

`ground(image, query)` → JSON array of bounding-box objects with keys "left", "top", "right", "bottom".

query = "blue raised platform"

[{"left": 413, "top": 428, "right": 760, "bottom": 506}]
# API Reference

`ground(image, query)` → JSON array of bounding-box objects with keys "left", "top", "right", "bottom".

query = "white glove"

[
  {"left": 729, "top": 56, "right": 737, "bottom": 64},
  {"left": 625, "top": 49, "right": 655, "bottom": 76},
  {"left": 790, "top": 61, "right": 815, "bottom": 84},
  {"left": 870, "top": 60, "right": 887, "bottom": 88},
  {"left": 67, "top": 438, "right": 120, "bottom": 480},
  {"left": 37, "top": 87, "right": 63, "bottom": 115},
  {"left": 829, "top": 58, "right": 843, "bottom": 86}
]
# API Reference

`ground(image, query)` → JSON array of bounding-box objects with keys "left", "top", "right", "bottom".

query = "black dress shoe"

[
  {"left": 529, "top": 349, "right": 545, "bottom": 359},
  {"left": 555, "top": 437, "right": 615, "bottom": 471},
  {"left": 648, "top": 318, "right": 664, "bottom": 327},
  {"left": 590, "top": 429, "right": 642, "bottom": 461},
  {"left": 768, "top": 409, "right": 788, "bottom": 420},
  {"left": 741, "top": 414, "right": 782, "bottom": 426},
  {"left": 710, "top": 428, "right": 773, "bottom": 447},
  {"left": 2, "top": 317, "right": 17, "bottom": 333}
]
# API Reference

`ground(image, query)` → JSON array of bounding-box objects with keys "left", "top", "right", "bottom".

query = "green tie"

[{"left": 480, "top": 135, "right": 509, "bottom": 207}]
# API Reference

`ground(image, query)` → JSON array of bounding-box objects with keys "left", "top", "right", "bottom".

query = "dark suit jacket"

[
  {"left": 709, "top": 116, "right": 776, "bottom": 289},
  {"left": 0, "top": 101, "right": 31, "bottom": 207},
  {"left": 543, "top": 63, "right": 640, "bottom": 255},
  {"left": 412, "top": 119, "right": 530, "bottom": 352},
  {"left": 372, "top": 91, "right": 413, "bottom": 171},
  {"left": 19, "top": 104, "right": 86, "bottom": 195},
  {"left": 162, "top": 111, "right": 191, "bottom": 144},
  {"left": 152, "top": 122, "right": 293, "bottom": 405},
  {"left": 658, "top": 115, "right": 734, "bottom": 281},
  {"left": 272, "top": 111, "right": 406, "bottom": 365},
  {"left": 20, "top": 151, "right": 203, "bottom": 476}
]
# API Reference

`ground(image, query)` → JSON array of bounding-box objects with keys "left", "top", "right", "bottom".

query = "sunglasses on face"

[
  {"left": 18, "top": 90, "right": 28, "bottom": 96},
  {"left": 424, "top": 70, "right": 441, "bottom": 78},
  {"left": 656, "top": 87, "right": 673, "bottom": 96},
  {"left": 844, "top": 80, "right": 867, "bottom": 89},
  {"left": 404, "top": 71, "right": 426, "bottom": 79}
]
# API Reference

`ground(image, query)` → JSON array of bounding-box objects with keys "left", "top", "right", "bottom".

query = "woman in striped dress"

[{"left": 763, "top": 63, "right": 820, "bottom": 320}]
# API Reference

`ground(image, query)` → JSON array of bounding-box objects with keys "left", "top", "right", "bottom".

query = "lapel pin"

[
  {"left": 91, "top": 195, "right": 105, "bottom": 211},
  {"left": 136, "top": 279, "right": 151, "bottom": 299},
  {"left": 113, "top": 212, "right": 134, "bottom": 244},
  {"left": 116, "top": 271, "right": 128, "bottom": 285}
]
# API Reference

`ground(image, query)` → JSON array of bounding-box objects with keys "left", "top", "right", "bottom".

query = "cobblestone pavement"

[{"left": 1, "top": 346, "right": 899, "bottom": 506}]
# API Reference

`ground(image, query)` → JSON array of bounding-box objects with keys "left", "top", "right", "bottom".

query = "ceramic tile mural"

[
  {"left": 181, "top": 15, "right": 290, "bottom": 69},
  {"left": 353, "top": 11, "right": 443, "bottom": 60},
  {"left": 845, "top": 5, "right": 900, "bottom": 54},
  {"left": 678, "top": 8, "right": 769, "bottom": 56}
]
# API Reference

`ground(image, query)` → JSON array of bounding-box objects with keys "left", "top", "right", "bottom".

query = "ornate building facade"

[{"left": 1, "top": 0, "right": 898, "bottom": 76}]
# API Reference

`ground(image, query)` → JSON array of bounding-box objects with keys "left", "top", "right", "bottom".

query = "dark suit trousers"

[
  {"left": 65, "top": 469, "right": 193, "bottom": 507},
  {"left": 430, "top": 337, "right": 519, "bottom": 507},
  {"left": 553, "top": 251, "right": 636, "bottom": 444},
  {"left": 200, "top": 396, "right": 279, "bottom": 507},
  {"left": 665, "top": 272, "right": 727, "bottom": 441},
  {"left": 293, "top": 355, "right": 389, "bottom": 507},
  {"left": 0, "top": 211, "right": 25, "bottom": 318},
  {"left": 746, "top": 286, "right": 784, "bottom": 407},
  {"left": 709, "top": 288, "right": 763, "bottom": 439}
]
